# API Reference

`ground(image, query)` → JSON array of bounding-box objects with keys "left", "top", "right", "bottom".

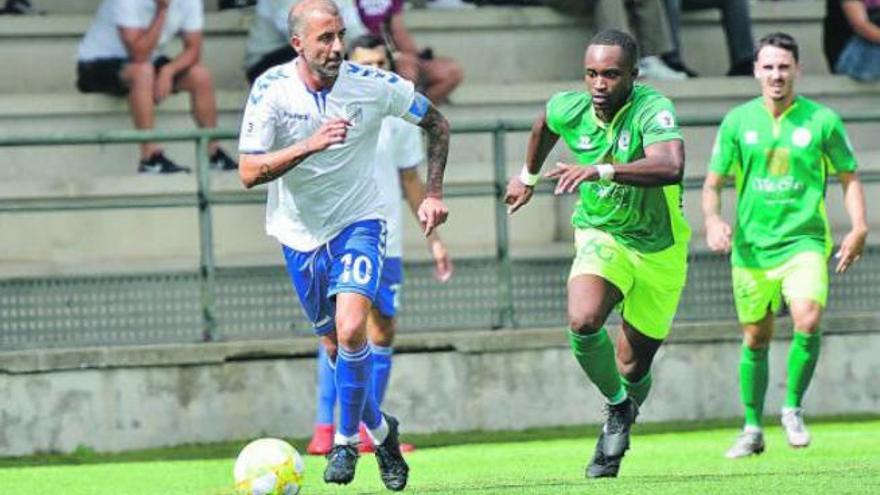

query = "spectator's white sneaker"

[
  {"left": 781, "top": 407, "right": 811, "bottom": 448},
  {"left": 638, "top": 56, "right": 688, "bottom": 81},
  {"left": 725, "top": 430, "right": 765, "bottom": 459},
  {"left": 427, "top": 0, "right": 475, "bottom": 9}
]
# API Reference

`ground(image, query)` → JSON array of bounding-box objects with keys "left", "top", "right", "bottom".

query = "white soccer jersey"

[
  {"left": 77, "top": 0, "right": 203, "bottom": 62},
  {"left": 239, "top": 59, "right": 421, "bottom": 252},
  {"left": 374, "top": 117, "right": 425, "bottom": 258}
]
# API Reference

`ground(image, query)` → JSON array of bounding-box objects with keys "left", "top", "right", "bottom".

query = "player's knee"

[
  {"left": 568, "top": 311, "right": 606, "bottom": 335},
  {"left": 743, "top": 331, "right": 771, "bottom": 350},
  {"left": 791, "top": 307, "right": 821, "bottom": 333},
  {"left": 444, "top": 61, "right": 463, "bottom": 87},
  {"left": 335, "top": 311, "right": 369, "bottom": 350}
]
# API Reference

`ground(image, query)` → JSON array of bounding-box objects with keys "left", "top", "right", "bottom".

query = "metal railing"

[{"left": 2, "top": 111, "right": 880, "bottom": 342}]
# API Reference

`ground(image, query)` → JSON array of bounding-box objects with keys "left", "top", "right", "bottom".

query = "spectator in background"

[
  {"left": 549, "top": 0, "right": 689, "bottom": 80},
  {"left": 244, "top": 0, "right": 462, "bottom": 103},
  {"left": 76, "top": 0, "right": 237, "bottom": 174},
  {"left": 661, "top": 0, "right": 755, "bottom": 76},
  {"left": 352, "top": 0, "right": 464, "bottom": 103},
  {"left": 244, "top": 0, "right": 366, "bottom": 84},
  {"left": 833, "top": 0, "right": 880, "bottom": 81}
]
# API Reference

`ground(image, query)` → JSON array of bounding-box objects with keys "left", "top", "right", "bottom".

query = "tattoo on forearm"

[
  {"left": 258, "top": 163, "right": 274, "bottom": 183},
  {"left": 419, "top": 106, "right": 449, "bottom": 196}
]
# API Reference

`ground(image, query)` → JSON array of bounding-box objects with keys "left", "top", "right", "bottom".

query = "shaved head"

[{"left": 288, "top": 0, "right": 340, "bottom": 39}]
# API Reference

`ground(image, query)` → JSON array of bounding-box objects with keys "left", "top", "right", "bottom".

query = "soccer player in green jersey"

[
  {"left": 702, "top": 33, "right": 868, "bottom": 458},
  {"left": 505, "top": 29, "right": 690, "bottom": 478}
]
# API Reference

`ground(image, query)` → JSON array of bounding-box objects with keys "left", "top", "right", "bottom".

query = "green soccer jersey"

[
  {"left": 708, "top": 96, "right": 858, "bottom": 268},
  {"left": 545, "top": 85, "right": 691, "bottom": 253}
]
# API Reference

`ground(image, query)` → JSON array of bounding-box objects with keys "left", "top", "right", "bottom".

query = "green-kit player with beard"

[
  {"left": 702, "top": 33, "right": 868, "bottom": 458},
  {"left": 505, "top": 29, "right": 690, "bottom": 478}
]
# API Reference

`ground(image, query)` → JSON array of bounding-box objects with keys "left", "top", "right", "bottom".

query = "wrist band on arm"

[
  {"left": 595, "top": 164, "right": 615, "bottom": 182},
  {"left": 519, "top": 165, "right": 540, "bottom": 186}
]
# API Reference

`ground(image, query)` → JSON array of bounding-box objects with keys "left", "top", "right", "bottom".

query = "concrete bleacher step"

[
  {"left": 1, "top": 76, "right": 878, "bottom": 180},
  {"left": 0, "top": 3, "right": 830, "bottom": 94}
]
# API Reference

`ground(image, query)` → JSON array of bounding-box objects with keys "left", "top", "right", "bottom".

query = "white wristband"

[
  {"left": 519, "top": 164, "right": 540, "bottom": 186},
  {"left": 595, "top": 164, "right": 615, "bottom": 183}
]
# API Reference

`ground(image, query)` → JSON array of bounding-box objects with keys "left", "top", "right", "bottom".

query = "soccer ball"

[{"left": 233, "top": 438, "right": 305, "bottom": 495}]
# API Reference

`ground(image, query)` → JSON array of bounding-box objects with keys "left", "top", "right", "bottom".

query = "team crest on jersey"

[
  {"left": 792, "top": 128, "right": 812, "bottom": 148},
  {"left": 577, "top": 136, "right": 595, "bottom": 151},
  {"left": 618, "top": 131, "right": 631, "bottom": 151},
  {"left": 344, "top": 104, "right": 363, "bottom": 126},
  {"left": 655, "top": 110, "right": 675, "bottom": 129},
  {"left": 744, "top": 130, "right": 759, "bottom": 145}
]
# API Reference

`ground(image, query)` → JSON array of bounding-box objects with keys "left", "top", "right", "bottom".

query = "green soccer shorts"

[
  {"left": 732, "top": 250, "right": 828, "bottom": 324},
  {"left": 569, "top": 228, "right": 688, "bottom": 339}
]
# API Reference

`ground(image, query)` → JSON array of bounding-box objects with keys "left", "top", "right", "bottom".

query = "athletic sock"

[
  {"left": 740, "top": 345, "right": 769, "bottom": 428},
  {"left": 315, "top": 344, "right": 336, "bottom": 425},
  {"left": 785, "top": 330, "right": 821, "bottom": 409},
  {"left": 568, "top": 328, "right": 626, "bottom": 404},
  {"left": 367, "top": 416, "right": 389, "bottom": 445},
  {"left": 335, "top": 344, "right": 374, "bottom": 438},
  {"left": 622, "top": 371, "right": 652, "bottom": 406},
  {"left": 370, "top": 344, "right": 394, "bottom": 405}
]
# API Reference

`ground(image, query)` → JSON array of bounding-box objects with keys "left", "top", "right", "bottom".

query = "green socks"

[
  {"left": 622, "top": 372, "right": 652, "bottom": 406},
  {"left": 740, "top": 345, "right": 769, "bottom": 428},
  {"left": 568, "top": 328, "right": 626, "bottom": 404},
  {"left": 786, "top": 330, "right": 821, "bottom": 409}
]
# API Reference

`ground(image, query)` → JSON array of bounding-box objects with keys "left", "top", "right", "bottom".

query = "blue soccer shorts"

[
  {"left": 374, "top": 257, "right": 404, "bottom": 319},
  {"left": 282, "top": 219, "right": 387, "bottom": 336}
]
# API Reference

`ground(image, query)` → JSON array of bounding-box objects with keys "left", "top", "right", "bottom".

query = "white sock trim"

[
  {"left": 334, "top": 432, "right": 360, "bottom": 446},
  {"left": 367, "top": 417, "right": 389, "bottom": 445}
]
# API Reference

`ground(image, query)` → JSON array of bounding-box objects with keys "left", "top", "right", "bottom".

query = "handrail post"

[
  {"left": 196, "top": 135, "right": 217, "bottom": 341},
  {"left": 492, "top": 125, "right": 516, "bottom": 329}
]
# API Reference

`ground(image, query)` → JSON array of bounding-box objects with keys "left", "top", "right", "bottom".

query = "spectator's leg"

[
  {"left": 626, "top": 0, "right": 675, "bottom": 57},
  {"left": 176, "top": 63, "right": 220, "bottom": 154},
  {"left": 718, "top": 0, "right": 754, "bottom": 67},
  {"left": 663, "top": 0, "right": 684, "bottom": 56},
  {"left": 122, "top": 61, "right": 160, "bottom": 160},
  {"left": 420, "top": 57, "right": 463, "bottom": 105}
]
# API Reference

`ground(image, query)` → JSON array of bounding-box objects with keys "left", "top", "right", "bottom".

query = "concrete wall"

[{"left": 2, "top": 314, "right": 878, "bottom": 456}]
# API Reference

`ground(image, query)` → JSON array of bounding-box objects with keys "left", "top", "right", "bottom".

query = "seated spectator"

[
  {"left": 76, "top": 0, "right": 237, "bottom": 174},
  {"left": 244, "top": 0, "right": 367, "bottom": 84},
  {"left": 352, "top": 0, "right": 463, "bottom": 103},
  {"left": 833, "top": 0, "right": 880, "bottom": 81},
  {"left": 244, "top": 0, "right": 462, "bottom": 103},
  {"left": 662, "top": 0, "right": 755, "bottom": 76},
  {"left": 593, "top": 0, "right": 689, "bottom": 80}
]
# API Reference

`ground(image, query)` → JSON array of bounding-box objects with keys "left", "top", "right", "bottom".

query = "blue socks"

[
  {"left": 315, "top": 345, "right": 336, "bottom": 425},
  {"left": 370, "top": 344, "right": 394, "bottom": 405},
  {"left": 335, "top": 343, "right": 382, "bottom": 437}
]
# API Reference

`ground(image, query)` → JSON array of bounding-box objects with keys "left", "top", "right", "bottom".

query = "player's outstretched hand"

[
  {"left": 307, "top": 118, "right": 351, "bottom": 152},
  {"left": 705, "top": 216, "right": 732, "bottom": 254},
  {"left": 418, "top": 196, "right": 448, "bottom": 237},
  {"left": 545, "top": 162, "right": 597, "bottom": 195},
  {"left": 430, "top": 237, "right": 453, "bottom": 282},
  {"left": 835, "top": 227, "right": 867, "bottom": 273},
  {"left": 504, "top": 176, "right": 534, "bottom": 215}
]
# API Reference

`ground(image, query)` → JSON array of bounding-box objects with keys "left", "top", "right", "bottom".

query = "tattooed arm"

[
  {"left": 415, "top": 104, "right": 450, "bottom": 235},
  {"left": 238, "top": 118, "right": 350, "bottom": 189}
]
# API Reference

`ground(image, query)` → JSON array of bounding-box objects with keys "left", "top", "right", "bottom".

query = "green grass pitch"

[{"left": 2, "top": 418, "right": 878, "bottom": 494}]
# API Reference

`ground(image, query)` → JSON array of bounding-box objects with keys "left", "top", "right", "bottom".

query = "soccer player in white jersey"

[
  {"left": 306, "top": 34, "right": 454, "bottom": 457},
  {"left": 237, "top": 0, "right": 450, "bottom": 490}
]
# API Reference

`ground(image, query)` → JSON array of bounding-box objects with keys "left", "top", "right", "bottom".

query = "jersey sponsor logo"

[
  {"left": 744, "top": 130, "right": 759, "bottom": 145},
  {"left": 792, "top": 127, "right": 812, "bottom": 148},
  {"left": 655, "top": 110, "right": 675, "bottom": 129},
  {"left": 752, "top": 176, "right": 804, "bottom": 194},
  {"left": 618, "top": 131, "right": 631, "bottom": 151},
  {"left": 576, "top": 136, "right": 595, "bottom": 151},
  {"left": 282, "top": 111, "right": 310, "bottom": 122}
]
